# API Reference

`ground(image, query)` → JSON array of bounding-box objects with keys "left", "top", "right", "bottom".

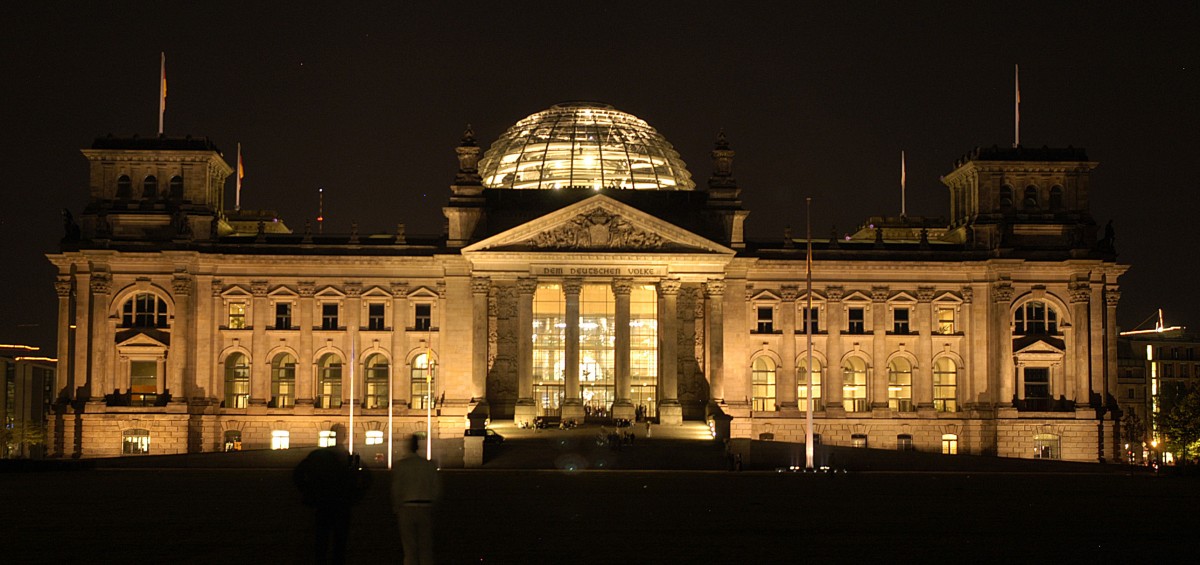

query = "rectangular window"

[
  {"left": 897, "top": 434, "right": 914, "bottom": 451},
  {"left": 367, "top": 303, "right": 386, "bottom": 331},
  {"left": 318, "top": 430, "right": 337, "bottom": 448},
  {"left": 851, "top": 434, "right": 868, "bottom": 448},
  {"left": 942, "top": 434, "right": 959, "bottom": 455},
  {"left": 414, "top": 303, "right": 432, "bottom": 331},
  {"left": 271, "top": 430, "right": 290, "bottom": 450},
  {"left": 321, "top": 303, "right": 339, "bottom": 330},
  {"left": 847, "top": 307, "right": 865, "bottom": 334},
  {"left": 228, "top": 302, "right": 247, "bottom": 329},
  {"left": 892, "top": 308, "right": 910, "bottom": 334},
  {"left": 130, "top": 360, "right": 157, "bottom": 406},
  {"left": 365, "top": 430, "right": 384, "bottom": 445},
  {"left": 937, "top": 307, "right": 955, "bottom": 334},
  {"left": 756, "top": 306, "right": 774, "bottom": 333},
  {"left": 274, "top": 302, "right": 292, "bottom": 329},
  {"left": 1023, "top": 367, "right": 1050, "bottom": 410},
  {"left": 799, "top": 307, "right": 819, "bottom": 334}
]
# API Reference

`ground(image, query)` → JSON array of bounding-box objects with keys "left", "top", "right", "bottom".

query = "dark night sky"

[{"left": 2, "top": 2, "right": 1197, "bottom": 352}]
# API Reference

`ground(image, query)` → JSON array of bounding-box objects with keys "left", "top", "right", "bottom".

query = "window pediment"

[
  {"left": 888, "top": 291, "right": 918, "bottom": 304},
  {"left": 750, "top": 289, "right": 781, "bottom": 302},
  {"left": 1014, "top": 336, "right": 1066, "bottom": 356},
  {"left": 407, "top": 286, "right": 439, "bottom": 300},
  {"left": 220, "top": 285, "right": 252, "bottom": 299},
  {"left": 315, "top": 286, "right": 346, "bottom": 299},
  {"left": 933, "top": 292, "right": 964, "bottom": 305},
  {"left": 841, "top": 290, "right": 872, "bottom": 303},
  {"left": 361, "top": 286, "right": 392, "bottom": 298},
  {"left": 268, "top": 286, "right": 298, "bottom": 298}
]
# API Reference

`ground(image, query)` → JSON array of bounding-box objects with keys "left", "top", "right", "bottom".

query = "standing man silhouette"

[
  {"left": 293, "top": 442, "right": 371, "bottom": 564},
  {"left": 392, "top": 434, "right": 440, "bottom": 564}
]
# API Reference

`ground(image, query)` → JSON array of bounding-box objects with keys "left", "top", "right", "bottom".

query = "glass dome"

[{"left": 478, "top": 102, "right": 695, "bottom": 191}]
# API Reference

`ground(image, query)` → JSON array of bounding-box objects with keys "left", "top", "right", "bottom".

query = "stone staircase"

[{"left": 481, "top": 421, "right": 728, "bottom": 470}]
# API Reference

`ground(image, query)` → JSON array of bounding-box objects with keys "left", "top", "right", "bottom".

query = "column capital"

[
  {"left": 960, "top": 286, "right": 973, "bottom": 303},
  {"left": 992, "top": 281, "right": 1014, "bottom": 303},
  {"left": 436, "top": 281, "right": 447, "bottom": 298},
  {"left": 389, "top": 281, "right": 409, "bottom": 297},
  {"left": 516, "top": 277, "right": 538, "bottom": 295},
  {"left": 89, "top": 272, "right": 111, "bottom": 295},
  {"left": 916, "top": 286, "right": 936, "bottom": 303},
  {"left": 703, "top": 279, "right": 726, "bottom": 297},
  {"left": 1104, "top": 287, "right": 1121, "bottom": 307},
  {"left": 870, "top": 286, "right": 889, "bottom": 302},
  {"left": 1069, "top": 281, "right": 1091, "bottom": 304},
  {"left": 471, "top": 276, "right": 491, "bottom": 295},
  {"left": 211, "top": 279, "right": 224, "bottom": 297},
  {"left": 825, "top": 285, "right": 844, "bottom": 302},
  {"left": 54, "top": 276, "right": 72, "bottom": 297},
  {"left": 612, "top": 277, "right": 633, "bottom": 296},
  {"left": 658, "top": 278, "right": 681, "bottom": 296},
  {"left": 299, "top": 281, "right": 317, "bottom": 297},
  {"left": 250, "top": 280, "right": 269, "bottom": 297},
  {"left": 562, "top": 277, "right": 583, "bottom": 295},
  {"left": 344, "top": 281, "right": 363, "bottom": 297},
  {"left": 172, "top": 275, "right": 192, "bottom": 297},
  {"left": 780, "top": 284, "right": 799, "bottom": 302}
]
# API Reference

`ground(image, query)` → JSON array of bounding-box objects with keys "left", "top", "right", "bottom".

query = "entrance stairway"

[{"left": 481, "top": 421, "right": 728, "bottom": 470}]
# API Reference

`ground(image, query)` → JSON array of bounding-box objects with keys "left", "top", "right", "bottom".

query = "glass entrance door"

[
  {"left": 631, "top": 384, "right": 657, "bottom": 420},
  {"left": 534, "top": 384, "right": 564, "bottom": 417}
]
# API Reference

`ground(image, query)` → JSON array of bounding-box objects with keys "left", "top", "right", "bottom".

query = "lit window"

[
  {"left": 364, "top": 353, "right": 389, "bottom": 409},
  {"left": 933, "top": 358, "right": 958, "bottom": 412},
  {"left": 842, "top": 357, "right": 868, "bottom": 412},
  {"left": 317, "top": 353, "right": 343, "bottom": 409},
  {"left": 318, "top": 430, "right": 337, "bottom": 448},
  {"left": 122, "top": 428, "right": 150, "bottom": 455},
  {"left": 942, "top": 434, "right": 959, "bottom": 455},
  {"left": 223, "top": 430, "right": 242, "bottom": 452},
  {"left": 847, "top": 308, "right": 865, "bottom": 334},
  {"left": 756, "top": 306, "right": 774, "bottom": 333},
  {"left": 411, "top": 353, "right": 436, "bottom": 410},
  {"left": 1033, "top": 433, "right": 1059, "bottom": 459},
  {"left": 271, "top": 353, "right": 296, "bottom": 408},
  {"left": 321, "top": 303, "right": 339, "bottom": 330},
  {"left": 937, "top": 307, "right": 955, "bottom": 335},
  {"left": 130, "top": 360, "right": 157, "bottom": 406},
  {"left": 121, "top": 293, "right": 168, "bottom": 328},
  {"left": 224, "top": 353, "right": 249, "bottom": 408},
  {"left": 271, "top": 430, "right": 290, "bottom": 450},
  {"left": 274, "top": 302, "right": 293, "bottom": 329},
  {"left": 798, "top": 357, "right": 822, "bottom": 412},
  {"left": 851, "top": 434, "right": 868, "bottom": 448},
  {"left": 414, "top": 303, "right": 432, "bottom": 331},
  {"left": 751, "top": 357, "right": 776, "bottom": 411},
  {"left": 897, "top": 434, "right": 914, "bottom": 451},
  {"left": 365, "top": 430, "right": 383, "bottom": 445},
  {"left": 892, "top": 308, "right": 910, "bottom": 334},
  {"left": 367, "top": 303, "right": 386, "bottom": 331},
  {"left": 888, "top": 358, "right": 913, "bottom": 412},
  {"left": 228, "top": 302, "right": 247, "bottom": 329}
]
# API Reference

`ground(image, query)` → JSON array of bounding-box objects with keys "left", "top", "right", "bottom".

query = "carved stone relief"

[{"left": 530, "top": 208, "right": 665, "bottom": 250}]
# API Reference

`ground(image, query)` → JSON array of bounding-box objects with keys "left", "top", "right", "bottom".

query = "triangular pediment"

[
  {"left": 889, "top": 291, "right": 918, "bottom": 304},
  {"left": 116, "top": 331, "right": 169, "bottom": 349},
  {"left": 463, "top": 195, "right": 734, "bottom": 255},
  {"left": 1015, "top": 337, "right": 1065, "bottom": 355}
]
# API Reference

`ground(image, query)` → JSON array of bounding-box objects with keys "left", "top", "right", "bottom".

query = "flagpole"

[
  {"left": 235, "top": 143, "right": 242, "bottom": 211},
  {"left": 349, "top": 334, "right": 356, "bottom": 454},
  {"left": 1014, "top": 64, "right": 1020, "bottom": 149},
  {"left": 805, "top": 196, "right": 815, "bottom": 470},
  {"left": 900, "top": 151, "right": 907, "bottom": 218},
  {"left": 158, "top": 52, "right": 166, "bottom": 136}
]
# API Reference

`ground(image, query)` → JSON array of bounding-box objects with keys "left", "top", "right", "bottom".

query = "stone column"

[
  {"left": 778, "top": 285, "right": 799, "bottom": 411},
  {"left": 658, "top": 278, "right": 682, "bottom": 425},
  {"left": 824, "top": 286, "right": 845, "bottom": 417},
  {"left": 561, "top": 278, "right": 584, "bottom": 420},
  {"left": 963, "top": 285, "right": 983, "bottom": 410},
  {"left": 54, "top": 275, "right": 72, "bottom": 401},
  {"left": 704, "top": 279, "right": 726, "bottom": 404},
  {"left": 89, "top": 272, "right": 111, "bottom": 403},
  {"left": 1104, "top": 286, "right": 1121, "bottom": 407},
  {"left": 994, "top": 282, "right": 1015, "bottom": 410},
  {"left": 612, "top": 278, "right": 634, "bottom": 420},
  {"left": 1069, "top": 281, "right": 1091, "bottom": 411},
  {"left": 209, "top": 279, "right": 223, "bottom": 399},
  {"left": 390, "top": 282, "right": 409, "bottom": 408},
  {"left": 249, "top": 280, "right": 269, "bottom": 409},
  {"left": 73, "top": 271, "right": 92, "bottom": 402},
  {"left": 345, "top": 282, "right": 362, "bottom": 408},
  {"left": 916, "top": 286, "right": 935, "bottom": 414},
  {"left": 514, "top": 277, "right": 537, "bottom": 426},
  {"left": 1088, "top": 278, "right": 1105, "bottom": 411},
  {"left": 870, "top": 286, "right": 889, "bottom": 413},
  {"left": 471, "top": 277, "right": 490, "bottom": 407},
  {"left": 169, "top": 274, "right": 192, "bottom": 406},
  {"left": 296, "top": 282, "right": 316, "bottom": 409}
]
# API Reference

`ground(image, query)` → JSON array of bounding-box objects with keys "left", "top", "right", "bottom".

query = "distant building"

[
  {"left": 1117, "top": 325, "right": 1200, "bottom": 462},
  {"left": 1, "top": 346, "right": 55, "bottom": 458},
  {"left": 48, "top": 102, "right": 1127, "bottom": 461}
]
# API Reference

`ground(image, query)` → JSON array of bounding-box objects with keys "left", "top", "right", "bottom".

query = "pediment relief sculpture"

[{"left": 530, "top": 208, "right": 666, "bottom": 250}]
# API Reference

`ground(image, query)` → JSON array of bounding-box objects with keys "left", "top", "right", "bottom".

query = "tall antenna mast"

[
  {"left": 804, "top": 196, "right": 814, "bottom": 470},
  {"left": 158, "top": 52, "right": 167, "bottom": 136},
  {"left": 317, "top": 188, "right": 324, "bottom": 234}
]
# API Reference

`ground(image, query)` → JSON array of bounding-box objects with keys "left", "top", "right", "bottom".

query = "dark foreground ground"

[{"left": 5, "top": 461, "right": 1197, "bottom": 564}]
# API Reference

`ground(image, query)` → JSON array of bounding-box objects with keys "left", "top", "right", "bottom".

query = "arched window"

[
  {"left": 888, "top": 358, "right": 913, "bottom": 412},
  {"left": 798, "top": 357, "right": 823, "bottom": 411},
  {"left": 411, "top": 353, "right": 435, "bottom": 410},
  {"left": 1023, "top": 185, "right": 1039, "bottom": 209},
  {"left": 271, "top": 353, "right": 296, "bottom": 408},
  {"left": 999, "top": 185, "right": 1013, "bottom": 209},
  {"left": 751, "top": 357, "right": 776, "bottom": 411},
  {"left": 122, "top": 428, "right": 151, "bottom": 455},
  {"left": 1033, "top": 433, "right": 1060, "bottom": 459},
  {"left": 364, "top": 353, "right": 389, "bottom": 409},
  {"left": 1049, "top": 186, "right": 1063, "bottom": 211},
  {"left": 121, "top": 293, "right": 168, "bottom": 328},
  {"left": 942, "top": 434, "right": 959, "bottom": 455},
  {"left": 1014, "top": 300, "right": 1059, "bottom": 335},
  {"left": 168, "top": 175, "right": 184, "bottom": 199},
  {"left": 116, "top": 175, "right": 132, "bottom": 199},
  {"left": 224, "top": 353, "right": 249, "bottom": 408},
  {"left": 842, "top": 357, "right": 868, "bottom": 412},
  {"left": 143, "top": 175, "right": 158, "bottom": 198},
  {"left": 933, "top": 357, "right": 958, "bottom": 412},
  {"left": 317, "top": 353, "right": 342, "bottom": 409}
]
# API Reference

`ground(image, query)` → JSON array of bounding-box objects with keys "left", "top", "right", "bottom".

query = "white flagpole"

[
  {"left": 805, "top": 196, "right": 814, "bottom": 470},
  {"left": 158, "top": 52, "right": 166, "bottom": 136},
  {"left": 349, "top": 335, "right": 356, "bottom": 454},
  {"left": 387, "top": 355, "right": 394, "bottom": 469},
  {"left": 1014, "top": 64, "right": 1021, "bottom": 148},
  {"left": 235, "top": 143, "right": 242, "bottom": 211},
  {"left": 900, "top": 151, "right": 907, "bottom": 218}
]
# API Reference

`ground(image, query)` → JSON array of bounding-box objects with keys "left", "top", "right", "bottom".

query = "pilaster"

[
  {"left": 514, "top": 277, "right": 537, "bottom": 426},
  {"left": 561, "top": 278, "right": 584, "bottom": 420},
  {"left": 658, "top": 278, "right": 682, "bottom": 425},
  {"left": 824, "top": 286, "right": 845, "bottom": 417},
  {"left": 612, "top": 278, "right": 634, "bottom": 420},
  {"left": 704, "top": 279, "right": 726, "bottom": 404}
]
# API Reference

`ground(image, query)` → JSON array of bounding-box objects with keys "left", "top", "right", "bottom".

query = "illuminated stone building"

[{"left": 47, "top": 102, "right": 1127, "bottom": 462}]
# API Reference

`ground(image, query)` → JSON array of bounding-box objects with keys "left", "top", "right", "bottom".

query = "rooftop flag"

[
  {"left": 158, "top": 52, "right": 167, "bottom": 135},
  {"left": 901, "top": 150, "right": 907, "bottom": 217},
  {"left": 1014, "top": 64, "right": 1020, "bottom": 148},
  {"left": 236, "top": 143, "right": 243, "bottom": 211}
]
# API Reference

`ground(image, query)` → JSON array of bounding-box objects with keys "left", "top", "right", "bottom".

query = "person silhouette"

[
  {"left": 392, "top": 435, "right": 440, "bottom": 564},
  {"left": 293, "top": 444, "right": 372, "bottom": 564}
]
